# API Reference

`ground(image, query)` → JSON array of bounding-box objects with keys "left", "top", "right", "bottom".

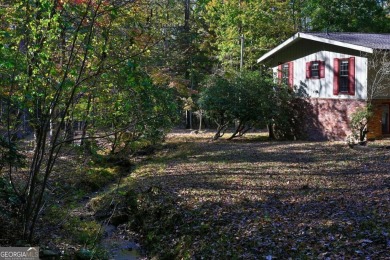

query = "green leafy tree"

[
  {"left": 0, "top": 0, "right": 178, "bottom": 242},
  {"left": 199, "top": 71, "right": 300, "bottom": 140},
  {"left": 92, "top": 63, "right": 178, "bottom": 154},
  {"left": 301, "top": 0, "right": 390, "bottom": 32},
  {"left": 227, "top": 71, "right": 276, "bottom": 139},
  {"left": 139, "top": 0, "right": 215, "bottom": 129},
  {"left": 201, "top": 0, "right": 294, "bottom": 71},
  {"left": 198, "top": 74, "right": 235, "bottom": 139}
]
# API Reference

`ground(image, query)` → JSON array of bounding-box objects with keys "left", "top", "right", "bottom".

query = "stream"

[{"left": 100, "top": 224, "right": 142, "bottom": 260}]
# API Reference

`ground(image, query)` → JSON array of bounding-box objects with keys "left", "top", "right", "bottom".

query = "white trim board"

[{"left": 257, "top": 32, "right": 374, "bottom": 63}]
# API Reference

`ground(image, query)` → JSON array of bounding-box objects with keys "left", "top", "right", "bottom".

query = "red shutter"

[
  {"left": 306, "top": 62, "right": 311, "bottom": 78},
  {"left": 277, "top": 64, "right": 282, "bottom": 84},
  {"left": 319, "top": 61, "right": 325, "bottom": 78},
  {"left": 348, "top": 57, "right": 355, "bottom": 95},
  {"left": 333, "top": 58, "right": 340, "bottom": 95},
  {"left": 288, "top": 62, "right": 294, "bottom": 88}
]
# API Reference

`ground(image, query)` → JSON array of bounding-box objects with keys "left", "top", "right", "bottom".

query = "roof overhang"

[{"left": 257, "top": 32, "right": 374, "bottom": 63}]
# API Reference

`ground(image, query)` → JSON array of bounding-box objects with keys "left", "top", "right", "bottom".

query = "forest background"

[{"left": 0, "top": 0, "right": 389, "bottom": 258}]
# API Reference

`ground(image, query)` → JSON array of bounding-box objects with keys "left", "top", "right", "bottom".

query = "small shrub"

[{"left": 349, "top": 105, "right": 373, "bottom": 144}]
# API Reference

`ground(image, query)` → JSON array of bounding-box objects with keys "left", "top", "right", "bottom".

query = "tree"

[
  {"left": 201, "top": 0, "right": 295, "bottom": 71},
  {"left": 141, "top": 0, "right": 215, "bottom": 129},
  {"left": 199, "top": 71, "right": 300, "bottom": 140},
  {"left": 301, "top": 0, "right": 390, "bottom": 32},
  {"left": 226, "top": 71, "right": 276, "bottom": 139},
  {"left": 0, "top": 0, "right": 178, "bottom": 242},
  {"left": 93, "top": 63, "right": 178, "bottom": 154},
  {"left": 198, "top": 74, "right": 235, "bottom": 139},
  {"left": 367, "top": 50, "right": 390, "bottom": 101}
]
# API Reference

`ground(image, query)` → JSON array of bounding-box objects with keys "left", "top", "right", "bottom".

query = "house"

[{"left": 257, "top": 32, "right": 390, "bottom": 141}]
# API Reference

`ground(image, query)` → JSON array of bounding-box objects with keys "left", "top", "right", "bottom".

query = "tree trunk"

[
  {"left": 80, "top": 94, "right": 93, "bottom": 146},
  {"left": 198, "top": 110, "right": 203, "bottom": 131},
  {"left": 268, "top": 123, "right": 276, "bottom": 140}
]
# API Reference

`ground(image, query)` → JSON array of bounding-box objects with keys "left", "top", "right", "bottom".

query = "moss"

[
  {"left": 77, "top": 167, "right": 119, "bottom": 192},
  {"left": 64, "top": 218, "right": 102, "bottom": 246}
]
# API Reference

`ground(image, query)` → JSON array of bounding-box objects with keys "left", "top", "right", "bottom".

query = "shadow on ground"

[{"left": 127, "top": 134, "right": 390, "bottom": 259}]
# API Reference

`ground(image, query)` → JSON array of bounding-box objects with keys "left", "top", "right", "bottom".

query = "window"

[
  {"left": 277, "top": 62, "right": 294, "bottom": 88},
  {"left": 333, "top": 57, "right": 355, "bottom": 95},
  {"left": 339, "top": 60, "right": 349, "bottom": 92},
  {"left": 282, "top": 63, "right": 289, "bottom": 85},
  {"left": 311, "top": 61, "right": 320, "bottom": 77},
  {"left": 306, "top": 60, "right": 325, "bottom": 79}
]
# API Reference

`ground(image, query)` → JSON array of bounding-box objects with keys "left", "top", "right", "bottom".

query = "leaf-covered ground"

[{"left": 127, "top": 131, "right": 390, "bottom": 259}]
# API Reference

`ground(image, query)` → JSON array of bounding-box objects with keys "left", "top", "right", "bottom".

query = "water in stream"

[{"left": 101, "top": 224, "right": 142, "bottom": 260}]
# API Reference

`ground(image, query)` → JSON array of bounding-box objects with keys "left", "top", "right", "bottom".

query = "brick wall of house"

[
  {"left": 367, "top": 99, "right": 390, "bottom": 140},
  {"left": 304, "top": 98, "right": 367, "bottom": 141}
]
